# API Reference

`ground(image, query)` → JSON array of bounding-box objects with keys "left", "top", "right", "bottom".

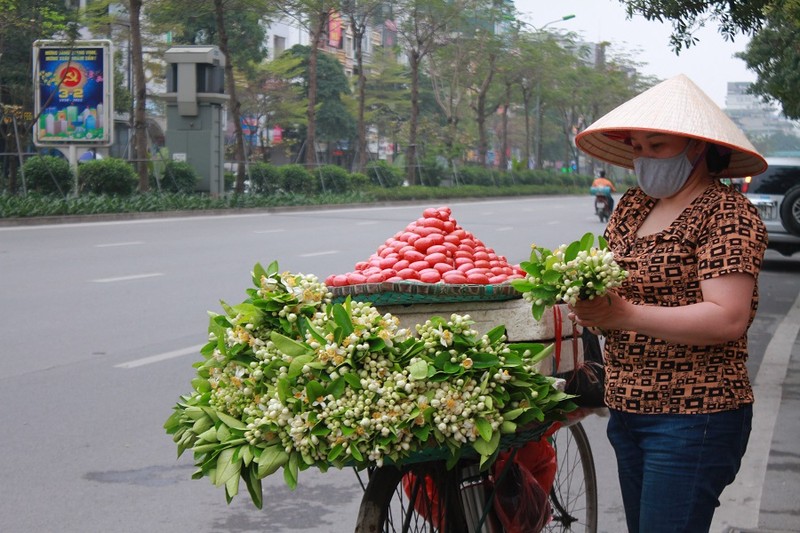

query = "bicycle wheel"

[
  {"left": 543, "top": 422, "right": 598, "bottom": 533},
  {"left": 354, "top": 460, "right": 502, "bottom": 533}
]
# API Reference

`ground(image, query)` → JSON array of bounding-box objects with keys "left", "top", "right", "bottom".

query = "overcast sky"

[{"left": 514, "top": 0, "right": 756, "bottom": 108}]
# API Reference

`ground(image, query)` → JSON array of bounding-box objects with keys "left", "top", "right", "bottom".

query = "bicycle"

[{"left": 353, "top": 417, "right": 598, "bottom": 533}]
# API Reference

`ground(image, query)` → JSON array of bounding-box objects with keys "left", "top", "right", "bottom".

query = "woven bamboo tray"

[{"left": 330, "top": 281, "right": 522, "bottom": 306}]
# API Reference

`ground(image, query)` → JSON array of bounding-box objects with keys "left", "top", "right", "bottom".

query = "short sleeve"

[{"left": 696, "top": 194, "right": 767, "bottom": 280}]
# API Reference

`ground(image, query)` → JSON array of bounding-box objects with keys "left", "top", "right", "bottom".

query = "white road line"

[
  {"left": 495, "top": 226, "right": 514, "bottom": 232},
  {"left": 712, "top": 290, "right": 800, "bottom": 531},
  {"left": 546, "top": 220, "right": 560, "bottom": 225},
  {"left": 90, "top": 273, "right": 164, "bottom": 283},
  {"left": 356, "top": 221, "right": 379, "bottom": 225},
  {"left": 95, "top": 241, "right": 144, "bottom": 248},
  {"left": 299, "top": 250, "right": 339, "bottom": 257},
  {"left": 115, "top": 344, "right": 205, "bottom": 369},
  {"left": 253, "top": 229, "right": 285, "bottom": 234}
]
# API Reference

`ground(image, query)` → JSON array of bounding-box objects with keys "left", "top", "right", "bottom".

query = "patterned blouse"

[{"left": 603, "top": 181, "right": 767, "bottom": 414}]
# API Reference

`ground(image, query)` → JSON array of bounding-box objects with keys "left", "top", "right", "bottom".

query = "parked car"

[{"left": 741, "top": 157, "right": 800, "bottom": 256}]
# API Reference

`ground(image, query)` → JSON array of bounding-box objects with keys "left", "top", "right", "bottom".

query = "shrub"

[
  {"left": 457, "top": 165, "right": 495, "bottom": 186},
  {"left": 365, "top": 160, "right": 404, "bottom": 187},
  {"left": 417, "top": 156, "right": 444, "bottom": 187},
  {"left": 317, "top": 164, "right": 351, "bottom": 194},
  {"left": 278, "top": 164, "right": 318, "bottom": 194},
  {"left": 349, "top": 172, "right": 370, "bottom": 190},
  {"left": 22, "top": 155, "right": 73, "bottom": 195},
  {"left": 79, "top": 158, "right": 138, "bottom": 196},
  {"left": 249, "top": 162, "right": 281, "bottom": 194},
  {"left": 154, "top": 161, "right": 199, "bottom": 193}
]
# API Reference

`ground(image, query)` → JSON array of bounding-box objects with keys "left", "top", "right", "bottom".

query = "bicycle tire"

[
  {"left": 354, "top": 460, "right": 502, "bottom": 533},
  {"left": 543, "top": 422, "right": 598, "bottom": 533}
]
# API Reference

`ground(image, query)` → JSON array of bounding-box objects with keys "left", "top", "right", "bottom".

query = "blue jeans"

[{"left": 607, "top": 405, "right": 752, "bottom": 533}]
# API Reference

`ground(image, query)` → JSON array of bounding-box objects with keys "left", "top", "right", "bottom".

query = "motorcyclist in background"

[{"left": 591, "top": 170, "right": 616, "bottom": 212}]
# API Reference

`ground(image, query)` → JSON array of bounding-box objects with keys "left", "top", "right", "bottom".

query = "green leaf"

[
  {"left": 500, "top": 421, "right": 517, "bottom": 433},
  {"left": 326, "top": 376, "right": 345, "bottom": 398},
  {"left": 257, "top": 446, "right": 289, "bottom": 478},
  {"left": 306, "top": 380, "right": 325, "bottom": 404},
  {"left": 216, "top": 424, "right": 231, "bottom": 442},
  {"left": 284, "top": 452, "right": 299, "bottom": 489},
  {"left": 475, "top": 418, "right": 492, "bottom": 442},
  {"left": 409, "top": 360, "right": 428, "bottom": 380},
  {"left": 542, "top": 270, "right": 561, "bottom": 284},
  {"left": 485, "top": 325, "right": 506, "bottom": 344},
  {"left": 191, "top": 416, "right": 214, "bottom": 435},
  {"left": 343, "top": 373, "right": 362, "bottom": 389},
  {"left": 191, "top": 377, "right": 211, "bottom": 393},
  {"left": 287, "top": 353, "right": 314, "bottom": 380},
  {"left": 327, "top": 443, "right": 345, "bottom": 462},
  {"left": 225, "top": 470, "right": 240, "bottom": 500},
  {"left": 242, "top": 464, "right": 263, "bottom": 509},
  {"left": 215, "top": 447, "right": 241, "bottom": 487},
  {"left": 470, "top": 352, "right": 500, "bottom": 369},
  {"left": 565, "top": 240, "right": 581, "bottom": 262},
  {"left": 580, "top": 232, "right": 595, "bottom": 251},
  {"left": 216, "top": 410, "right": 247, "bottom": 430},
  {"left": 349, "top": 444, "right": 364, "bottom": 463},
  {"left": 412, "top": 425, "right": 431, "bottom": 442},
  {"left": 271, "top": 331, "right": 311, "bottom": 357},
  {"left": 331, "top": 304, "right": 354, "bottom": 337}
]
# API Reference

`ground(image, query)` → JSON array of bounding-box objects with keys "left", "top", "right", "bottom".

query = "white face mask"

[{"left": 633, "top": 142, "right": 704, "bottom": 198}]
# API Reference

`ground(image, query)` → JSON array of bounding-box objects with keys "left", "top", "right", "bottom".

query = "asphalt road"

[{"left": 0, "top": 197, "right": 797, "bottom": 533}]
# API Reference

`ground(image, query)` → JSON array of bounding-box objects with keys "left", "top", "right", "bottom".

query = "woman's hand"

[{"left": 568, "top": 291, "right": 627, "bottom": 331}]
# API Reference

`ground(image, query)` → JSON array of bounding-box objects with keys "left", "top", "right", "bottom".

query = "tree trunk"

[
  {"left": 305, "top": 12, "right": 327, "bottom": 168},
  {"left": 351, "top": 17, "right": 368, "bottom": 173},
  {"left": 129, "top": 0, "right": 149, "bottom": 192},
  {"left": 406, "top": 52, "right": 420, "bottom": 186},
  {"left": 214, "top": 0, "right": 246, "bottom": 195},
  {"left": 500, "top": 83, "right": 510, "bottom": 171}
]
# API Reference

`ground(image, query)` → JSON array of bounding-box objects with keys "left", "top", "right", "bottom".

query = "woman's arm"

[{"left": 568, "top": 272, "right": 755, "bottom": 346}]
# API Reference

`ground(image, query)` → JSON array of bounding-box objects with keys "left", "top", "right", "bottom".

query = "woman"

[{"left": 570, "top": 74, "right": 768, "bottom": 533}]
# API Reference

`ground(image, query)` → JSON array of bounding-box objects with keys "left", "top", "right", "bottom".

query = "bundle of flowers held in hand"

[
  {"left": 164, "top": 261, "right": 575, "bottom": 508},
  {"left": 511, "top": 232, "right": 628, "bottom": 321}
]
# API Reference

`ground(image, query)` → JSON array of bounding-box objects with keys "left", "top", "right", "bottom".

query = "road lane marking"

[
  {"left": 299, "top": 250, "right": 339, "bottom": 257},
  {"left": 253, "top": 229, "right": 285, "bottom": 234},
  {"left": 90, "top": 273, "right": 164, "bottom": 283},
  {"left": 115, "top": 344, "right": 206, "bottom": 369},
  {"left": 95, "top": 241, "right": 144, "bottom": 248},
  {"left": 495, "top": 226, "right": 514, "bottom": 232},
  {"left": 713, "top": 289, "right": 800, "bottom": 531},
  {"left": 356, "top": 221, "right": 379, "bottom": 225}
]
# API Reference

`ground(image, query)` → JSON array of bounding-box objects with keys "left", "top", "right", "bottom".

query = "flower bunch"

[
  {"left": 165, "top": 261, "right": 575, "bottom": 508},
  {"left": 511, "top": 232, "right": 628, "bottom": 320}
]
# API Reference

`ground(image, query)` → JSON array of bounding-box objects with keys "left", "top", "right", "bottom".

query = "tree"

[
  {"left": 618, "top": 0, "right": 769, "bottom": 52},
  {"left": 0, "top": 0, "right": 73, "bottom": 193},
  {"left": 148, "top": 0, "right": 272, "bottom": 193},
  {"left": 395, "top": 0, "right": 464, "bottom": 185},
  {"left": 285, "top": 44, "right": 355, "bottom": 163},
  {"left": 341, "top": 0, "right": 385, "bottom": 172},
  {"left": 238, "top": 53, "right": 307, "bottom": 162},
  {"left": 736, "top": 1, "right": 800, "bottom": 120}
]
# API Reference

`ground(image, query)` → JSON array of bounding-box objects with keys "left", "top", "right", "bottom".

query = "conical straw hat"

[{"left": 575, "top": 74, "right": 767, "bottom": 178}]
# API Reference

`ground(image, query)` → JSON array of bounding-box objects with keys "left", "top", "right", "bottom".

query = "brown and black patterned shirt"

[{"left": 603, "top": 181, "right": 767, "bottom": 414}]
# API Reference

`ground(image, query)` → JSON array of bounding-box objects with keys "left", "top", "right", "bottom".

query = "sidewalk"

[{"left": 715, "top": 290, "right": 800, "bottom": 533}]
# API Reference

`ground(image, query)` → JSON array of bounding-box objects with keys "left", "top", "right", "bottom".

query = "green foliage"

[
  {"left": 79, "top": 158, "right": 138, "bottom": 196},
  {"left": 21, "top": 156, "right": 73, "bottom": 196},
  {"left": 154, "top": 161, "right": 199, "bottom": 193},
  {"left": 248, "top": 162, "right": 281, "bottom": 194},
  {"left": 278, "top": 164, "right": 318, "bottom": 194},
  {"left": 457, "top": 165, "right": 495, "bottom": 187},
  {"left": 365, "top": 160, "right": 404, "bottom": 187},
  {"left": 736, "top": 1, "right": 800, "bottom": 120},
  {"left": 349, "top": 172, "right": 370, "bottom": 190},
  {"left": 316, "top": 164, "right": 351, "bottom": 194}
]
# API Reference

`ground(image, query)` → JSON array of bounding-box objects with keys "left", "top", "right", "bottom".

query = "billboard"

[{"left": 33, "top": 40, "right": 114, "bottom": 146}]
